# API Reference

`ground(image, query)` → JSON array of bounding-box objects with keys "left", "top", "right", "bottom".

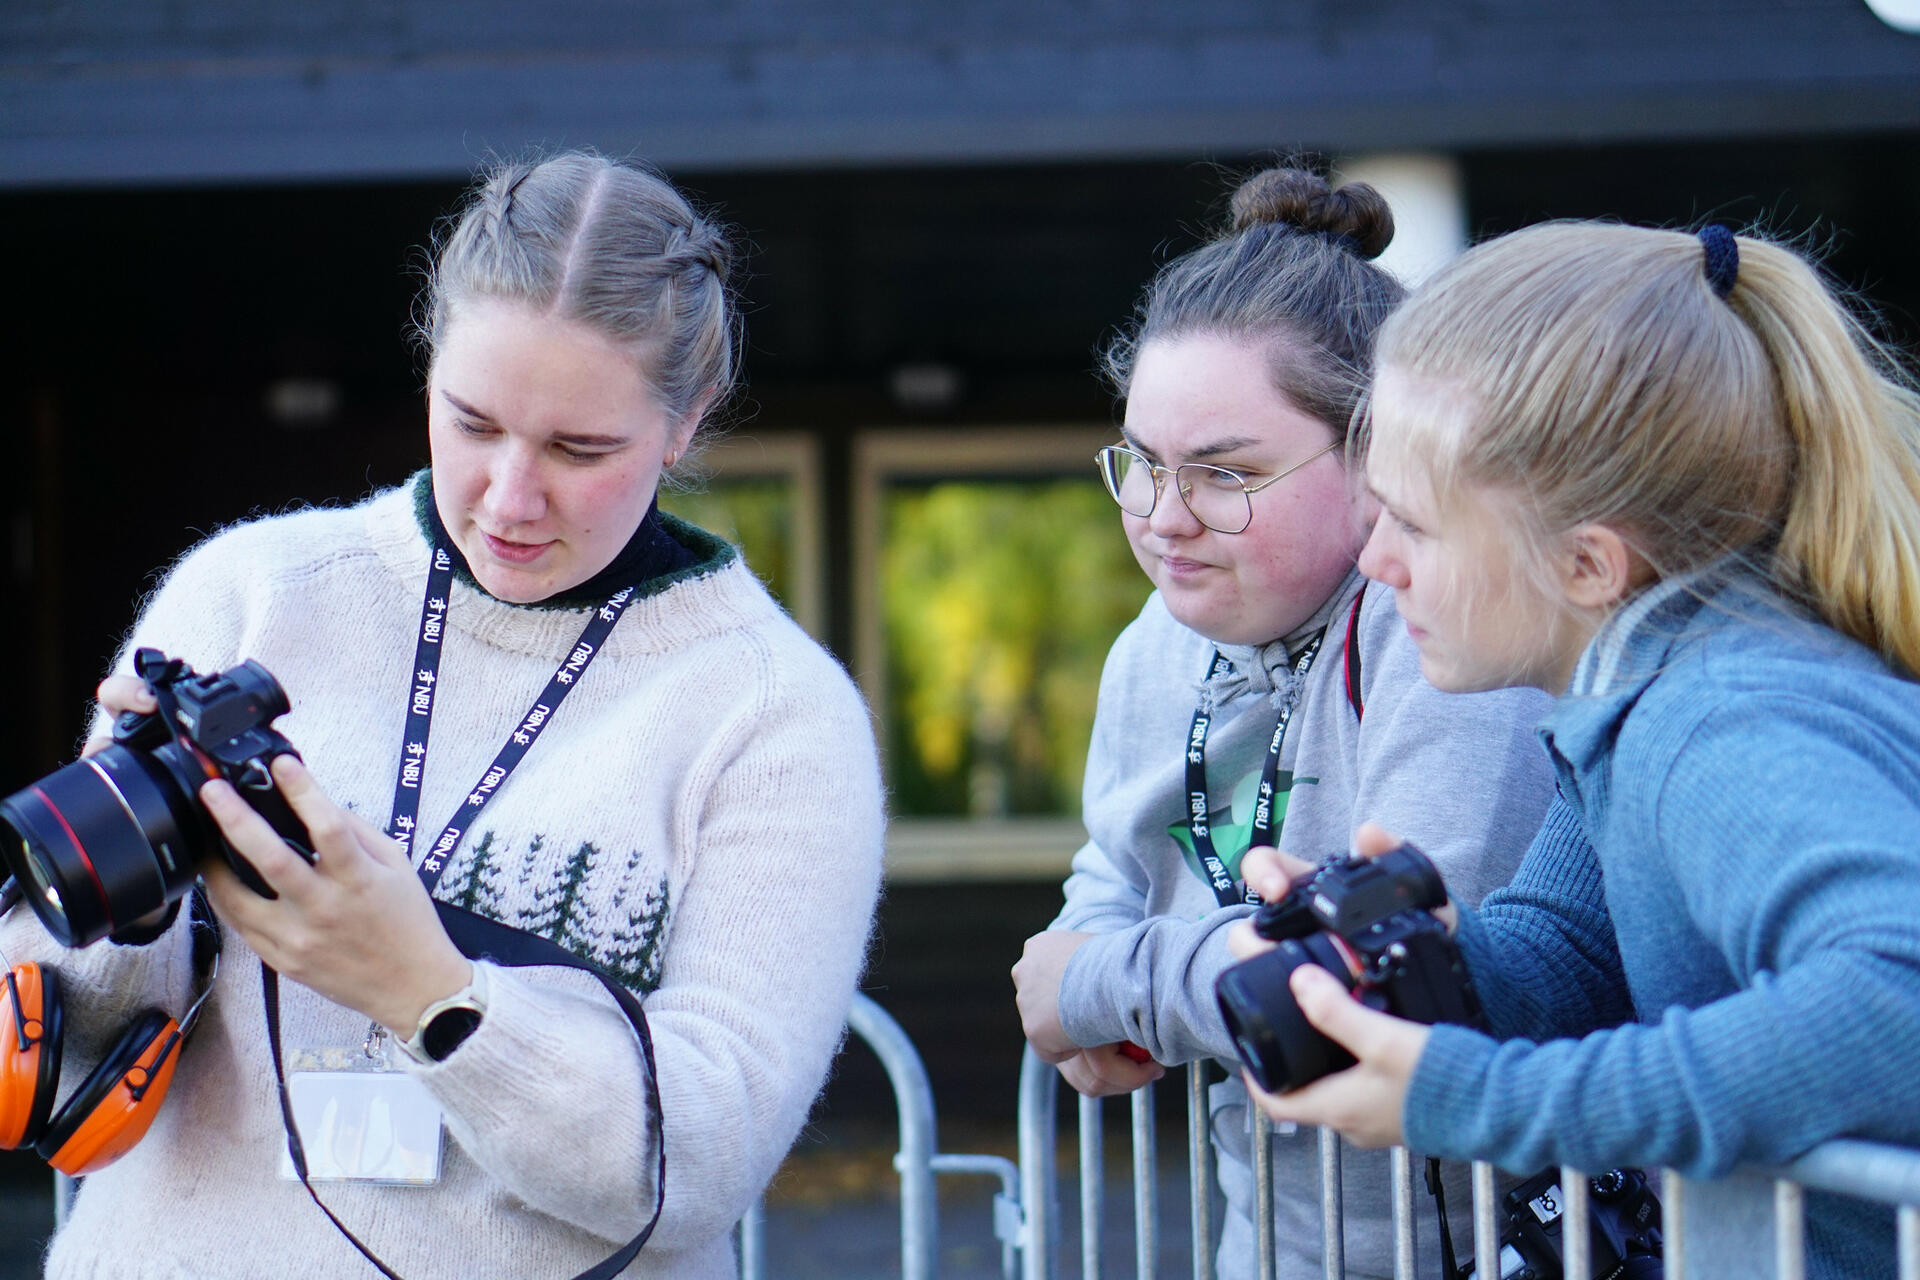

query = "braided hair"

[{"left": 419, "top": 152, "right": 739, "bottom": 453}]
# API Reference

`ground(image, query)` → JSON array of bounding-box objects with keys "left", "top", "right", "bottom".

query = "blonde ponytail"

[
  {"left": 1374, "top": 221, "right": 1920, "bottom": 678},
  {"left": 1726, "top": 241, "right": 1920, "bottom": 675}
]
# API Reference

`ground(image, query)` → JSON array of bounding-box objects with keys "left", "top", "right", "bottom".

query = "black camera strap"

[
  {"left": 262, "top": 900, "right": 664, "bottom": 1280},
  {"left": 1426, "top": 1156, "right": 1470, "bottom": 1280},
  {"left": 385, "top": 544, "right": 634, "bottom": 894},
  {"left": 1186, "top": 637, "right": 1323, "bottom": 909}
]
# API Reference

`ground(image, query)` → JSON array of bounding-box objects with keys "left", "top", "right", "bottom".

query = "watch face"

[{"left": 421, "top": 1005, "right": 483, "bottom": 1063}]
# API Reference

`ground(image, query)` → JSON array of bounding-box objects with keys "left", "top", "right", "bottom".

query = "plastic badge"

[{"left": 278, "top": 1046, "right": 444, "bottom": 1185}]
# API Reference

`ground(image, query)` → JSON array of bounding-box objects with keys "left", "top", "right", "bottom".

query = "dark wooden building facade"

[{"left": 4, "top": 0, "right": 1920, "bottom": 1152}]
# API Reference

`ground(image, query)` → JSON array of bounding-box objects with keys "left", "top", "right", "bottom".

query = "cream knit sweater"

[{"left": 4, "top": 482, "right": 885, "bottom": 1280}]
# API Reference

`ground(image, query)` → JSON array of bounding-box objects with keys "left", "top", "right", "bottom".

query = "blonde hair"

[
  {"left": 1369, "top": 221, "right": 1920, "bottom": 677},
  {"left": 417, "top": 151, "right": 739, "bottom": 455}
]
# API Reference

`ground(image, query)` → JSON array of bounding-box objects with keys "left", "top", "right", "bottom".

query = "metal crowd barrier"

[
  {"left": 54, "top": 1013, "right": 1920, "bottom": 1279},
  {"left": 1014, "top": 1047, "right": 1920, "bottom": 1280},
  {"left": 740, "top": 992, "right": 1025, "bottom": 1280}
]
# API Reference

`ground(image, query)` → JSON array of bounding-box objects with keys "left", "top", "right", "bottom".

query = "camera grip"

[{"left": 218, "top": 749, "right": 318, "bottom": 897}]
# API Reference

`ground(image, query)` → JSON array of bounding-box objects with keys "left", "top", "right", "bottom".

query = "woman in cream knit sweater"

[{"left": 3, "top": 152, "right": 884, "bottom": 1279}]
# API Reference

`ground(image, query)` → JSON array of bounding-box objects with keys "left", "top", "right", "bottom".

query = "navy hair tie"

[{"left": 1699, "top": 224, "right": 1739, "bottom": 300}]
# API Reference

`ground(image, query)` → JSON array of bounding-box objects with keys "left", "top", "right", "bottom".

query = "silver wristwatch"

[{"left": 395, "top": 965, "right": 490, "bottom": 1064}]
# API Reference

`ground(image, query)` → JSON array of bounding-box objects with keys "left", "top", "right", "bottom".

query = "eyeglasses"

[{"left": 1094, "top": 440, "right": 1340, "bottom": 535}]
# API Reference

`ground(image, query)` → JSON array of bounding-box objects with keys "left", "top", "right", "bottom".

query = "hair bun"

[{"left": 1227, "top": 167, "right": 1395, "bottom": 260}]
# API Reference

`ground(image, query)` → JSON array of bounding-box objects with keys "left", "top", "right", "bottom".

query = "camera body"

[
  {"left": 1215, "top": 842, "right": 1484, "bottom": 1093},
  {"left": 1482, "top": 1166, "right": 1663, "bottom": 1280},
  {"left": 0, "top": 648, "right": 312, "bottom": 947}
]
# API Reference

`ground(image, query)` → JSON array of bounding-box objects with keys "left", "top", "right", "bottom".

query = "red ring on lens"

[{"left": 29, "top": 784, "right": 112, "bottom": 920}]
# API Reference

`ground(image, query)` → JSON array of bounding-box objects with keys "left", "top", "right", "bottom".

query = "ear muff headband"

[
  {"left": 38, "top": 1007, "right": 182, "bottom": 1177},
  {"left": 0, "top": 964, "right": 64, "bottom": 1150}
]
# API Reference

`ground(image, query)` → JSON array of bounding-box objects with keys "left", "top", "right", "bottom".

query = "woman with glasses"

[{"left": 1011, "top": 167, "right": 1559, "bottom": 1279}]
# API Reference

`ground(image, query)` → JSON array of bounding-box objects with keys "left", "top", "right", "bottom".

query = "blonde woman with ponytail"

[{"left": 1230, "top": 222, "right": 1920, "bottom": 1279}]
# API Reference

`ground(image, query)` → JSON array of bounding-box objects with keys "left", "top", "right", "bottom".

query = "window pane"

[
  {"left": 882, "top": 476, "right": 1150, "bottom": 818},
  {"left": 663, "top": 479, "right": 800, "bottom": 615}
]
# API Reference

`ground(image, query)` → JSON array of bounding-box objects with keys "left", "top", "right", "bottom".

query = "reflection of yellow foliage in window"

[{"left": 884, "top": 478, "right": 1149, "bottom": 817}]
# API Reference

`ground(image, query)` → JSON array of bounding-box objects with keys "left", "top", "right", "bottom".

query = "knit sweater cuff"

[
  {"left": 1058, "top": 930, "right": 1129, "bottom": 1048},
  {"left": 1403, "top": 1021, "right": 1501, "bottom": 1162},
  {"left": 404, "top": 960, "right": 657, "bottom": 1232}
]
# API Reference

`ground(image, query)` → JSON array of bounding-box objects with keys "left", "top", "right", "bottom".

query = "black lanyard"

[
  {"left": 386, "top": 545, "right": 635, "bottom": 890},
  {"left": 1186, "top": 635, "right": 1323, "bottom": 908}
]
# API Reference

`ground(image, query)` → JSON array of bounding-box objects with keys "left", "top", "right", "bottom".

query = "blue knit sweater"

[{"left": 1404, "top": 572, "right": 1920, "bottom": 1279}]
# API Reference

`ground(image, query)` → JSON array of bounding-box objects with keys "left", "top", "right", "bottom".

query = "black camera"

[
  {"left": 1474, "top": 1166, "right": 1663, "bottom": 1279},
  {"left": 1214, "top": 841, "right": 1485, "bottom": 1093},
  {"left": 0, "top": 648, "right": 313, "bottom": 947}
]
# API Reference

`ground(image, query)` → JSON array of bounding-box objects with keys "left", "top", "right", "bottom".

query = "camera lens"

[
  {"left": 1216, "top": 935, "right": 1362, "bottom": 1093},
  {"left": 21, "top": 844, "right": 64, "bottom": 915},
  {"left": 0, "top": 746, "right": 203, "bottom": 947}
]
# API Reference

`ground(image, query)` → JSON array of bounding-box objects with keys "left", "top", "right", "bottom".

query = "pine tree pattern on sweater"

[{"left": 438, "top": 832, "right": 675, "bottom": 994}]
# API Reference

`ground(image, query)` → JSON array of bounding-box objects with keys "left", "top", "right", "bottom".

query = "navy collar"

[{"left": 409, "top": 470, "right": 713, "bottom": 610}]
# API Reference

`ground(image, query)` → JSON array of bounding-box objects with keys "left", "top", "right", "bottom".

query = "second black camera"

[{"left": 1215, "top": 841, "right": 1484, "bottom": 1093}]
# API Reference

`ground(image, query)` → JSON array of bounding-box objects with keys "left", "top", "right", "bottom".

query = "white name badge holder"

[{"left": 278, "top": 1027, "right": 444, "bottom": 1186}]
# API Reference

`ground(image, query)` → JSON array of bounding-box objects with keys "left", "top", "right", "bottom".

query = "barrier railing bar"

[
  {"left": 1390, "top": 1147, "right": 1415, "bottom": 1280},
  {"left": 1079, "top": 1093, "right": 1103, "bottom": 1280},
  {"left": 738, "top": 1200, "right": 766, "bottom": 1278},
  {"left": 1768, "top": 1139, "right": 1920, "bottom": 1206},
  {"left": 1254, "top": 1110, "right": 1277, "bottom": 1280},
  {"left": 1009, "top": 1044, "right": 1920, "bottom": 1280},
  {"left": 1662, "top": 1169, "right": 1687, "bottom": 1280},
  {"left": 1320, "top": 1127, "right": 1344, "bottom": 1279},
  {"left": 1562, "top": 1166, "right": 1591, "bottom": 1280},
  {"left": 1472, "top": 1161, "right": 1499, "bottom": 1280},
  {"left": 845, "top": 993, "right": 940, "bottom": 1280},
  {"left": 1775, "top": 1178, "right": 1807, "bottom": 1280},
  {"left": 1190, "top": 1066, "right": 1216, "bottom": 1280},
  {"left": 926, "top": 1153, "right": 1023, "bottom": 1280},
  {"left": 1132, "top": 1086, "right": 1159, "bottom": 1280},
  {"left": 1018, "top": 1047, "right": 1061, "bottom": 1280}
]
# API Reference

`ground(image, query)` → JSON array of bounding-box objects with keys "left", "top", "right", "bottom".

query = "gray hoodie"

[{"left": 1054, "top": 570, "right": 1555, "bottom": 1280}]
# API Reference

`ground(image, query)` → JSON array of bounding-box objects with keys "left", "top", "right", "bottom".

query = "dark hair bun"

[{"left": 1227, "top": 168, "right": 1395, "bottom": 260}]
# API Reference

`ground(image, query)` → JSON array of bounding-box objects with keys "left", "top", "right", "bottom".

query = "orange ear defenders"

[{"left": 0, "top": 888, "right": 218, "bottom": 1176}]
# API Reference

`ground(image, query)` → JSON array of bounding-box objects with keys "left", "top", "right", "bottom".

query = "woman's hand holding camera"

[
  {"left": 197, "top": 756, "right": 472, "bottom": 1036},
  {"left": 83, "top": 674, "right": 156, "bottom": 758},
  {"left": 90, "top": 675, "right": 472, "bottom": 1033},
  {"left": 1226, "top": 824, "right": 1439, "bottom": 1149}
]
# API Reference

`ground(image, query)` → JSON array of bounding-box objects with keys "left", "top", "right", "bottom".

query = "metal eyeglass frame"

[{"left": 1093, "top": 439, "right": 1340, "bottom": 534}]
